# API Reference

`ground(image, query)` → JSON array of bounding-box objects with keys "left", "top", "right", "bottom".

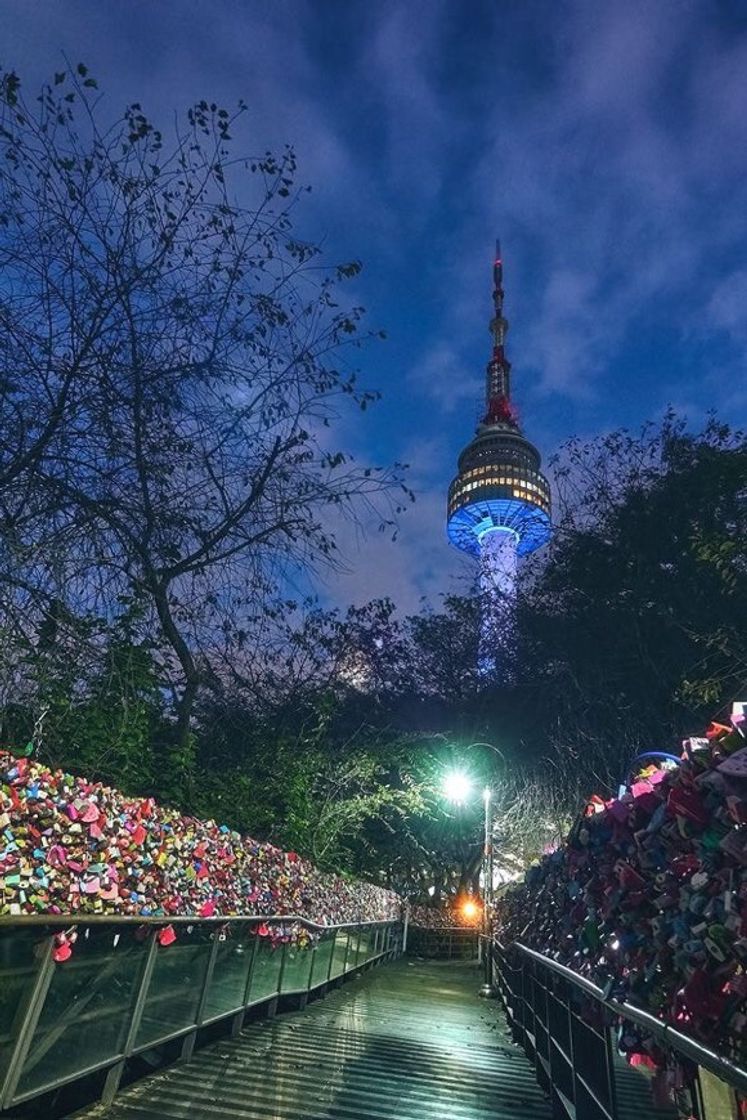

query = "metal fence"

[
  {"left": 406, "top": 925, "right": 479, "bottom": 960},
  {"left": 0, "top": 915, "right": 402, "bottom": 1114},
  {"left": 488, "top": 938, "right": 747, "bottom": 1120}
]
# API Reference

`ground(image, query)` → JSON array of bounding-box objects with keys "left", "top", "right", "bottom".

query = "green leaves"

[{"left": 520, "top": 414, "right": 747, "bottom": 792}]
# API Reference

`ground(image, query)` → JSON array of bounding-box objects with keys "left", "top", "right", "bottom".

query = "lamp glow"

[
  {"left": 443, "top": 770, "right": 472, "bottom": 804},
  {"left": 461, "top": 899, "right": 479, "bottom": 920}
]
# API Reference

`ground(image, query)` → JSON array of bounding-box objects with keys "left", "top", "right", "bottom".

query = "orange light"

[{"left": 462, "top": 900, "right": 478, "bottom": 920}]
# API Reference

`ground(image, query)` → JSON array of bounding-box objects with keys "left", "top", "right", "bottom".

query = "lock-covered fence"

[
  {"left": 489, "top": 938, "right": 747, "bottom": 1120},
  {"left": 0, "top": 915, "right": 402, "bottom": 1115}
]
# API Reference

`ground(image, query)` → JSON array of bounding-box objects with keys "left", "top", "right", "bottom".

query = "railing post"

[
  {"left": 196, "top": 926, "right": 222, "bottom": 1026},
  {"left": 242, "top": 924, "right": 261, "bottom": 1006},
  {"left": 265, "top": 940, "right": 286, "bottom": 1019},
  {"left": 1, "top": 934, "right": 55, "bottom": 1109},
  {"left": 325, "top": 932, "right": 335, "bottom": 983},
  {"left": 175, "top": 924, "right": 222, "bottom": 1063},
  {"left": 297, "top": 945, "right": 314, "bottom": 1009},
  {"left": 602, "top": 1018, "right": 620, "bottom": 1120},
  {"left": 101, "top": 929, "right": 159, "bottom": 1107},
  {"left": 401, "top": 903, "right": 410, "bottom": 955}
]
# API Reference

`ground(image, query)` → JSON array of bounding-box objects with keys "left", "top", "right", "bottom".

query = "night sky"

[{"left": 3, "top": 1, "right": 747, "bottom": 612}]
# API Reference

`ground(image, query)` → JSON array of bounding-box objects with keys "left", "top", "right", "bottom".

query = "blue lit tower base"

[{"left": 446, "top": 243, "right": 552, "bottom": 679}]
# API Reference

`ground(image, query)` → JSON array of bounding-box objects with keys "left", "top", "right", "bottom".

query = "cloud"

[
  {"left": 408, "top": 341, "right": 482, "bottom": 415},
  {"left": 433, "top": 2, "right": 745, "bottom": 413},
  {"left": 321, "top": 480, "right": 470, "bottom": 615},
  {"left": 364, "top": 2, "right": 453, "bottom": 206},
  {"left": 708, "top": 269, "right": 747, "bottom": 338}
]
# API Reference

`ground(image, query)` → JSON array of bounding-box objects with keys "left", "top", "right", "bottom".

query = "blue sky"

[{"left": 3, "top": 0, "right": 747, "bottom": 612}]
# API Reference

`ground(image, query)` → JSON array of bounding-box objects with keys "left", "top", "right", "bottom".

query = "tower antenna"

[{"left": 485, "top": 238, "right": 515, "bottom": 426}]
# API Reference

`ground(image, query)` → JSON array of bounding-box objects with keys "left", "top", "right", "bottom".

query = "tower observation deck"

[{"left": 446, "top": 243, "right": 552, "bottom": 674}]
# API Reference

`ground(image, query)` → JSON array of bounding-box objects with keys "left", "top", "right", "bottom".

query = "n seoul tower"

[{"left": 446, "top": 243, "right": 552, "bottom": 676}]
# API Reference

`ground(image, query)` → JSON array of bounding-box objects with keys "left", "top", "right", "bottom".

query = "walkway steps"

[{"left": 82, "top": 960, "right": 552, "bottom": 1120}]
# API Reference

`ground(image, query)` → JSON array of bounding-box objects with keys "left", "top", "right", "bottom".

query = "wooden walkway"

[{"left": 84, "top": 960, "right": 552, "bottom": 1120}]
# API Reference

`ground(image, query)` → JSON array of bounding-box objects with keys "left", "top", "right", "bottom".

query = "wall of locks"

[
  {"left": 496, "top": 704, "right": 747, "bottom": 1070},
  {"left": 0, "top": 752, "right": 400, "bottom": 927}
]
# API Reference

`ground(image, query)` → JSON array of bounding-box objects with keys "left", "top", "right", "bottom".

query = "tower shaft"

[{"left": 478, "top": 527, "right": 519, "bottom": 677}]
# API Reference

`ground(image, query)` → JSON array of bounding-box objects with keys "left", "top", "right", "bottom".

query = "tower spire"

[{"left": 484, "top": 238, "right": 516, "bottom": 427}]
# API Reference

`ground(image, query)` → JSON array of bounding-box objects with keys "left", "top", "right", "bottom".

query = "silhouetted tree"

[
  {"left": 0, "top": 65, "right": 409, "bottom": 777},
  {"left": 519, "top": 413, "right": 747, "bottom": 791}
]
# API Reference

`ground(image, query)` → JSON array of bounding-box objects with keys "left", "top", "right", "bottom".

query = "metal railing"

[
  {"left": 0, "top": 915, "right": 402, "bottom": 1114},
  {"left": 487, "top": 937, "right": 747, "bottom": 1120},
  {"left": 406, "top": 924, "right": 479, "bottom": 960}
]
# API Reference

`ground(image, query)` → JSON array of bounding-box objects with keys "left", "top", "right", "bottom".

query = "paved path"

[{"left": 85, "top": 960, "right": 552, "bottom": 1120}]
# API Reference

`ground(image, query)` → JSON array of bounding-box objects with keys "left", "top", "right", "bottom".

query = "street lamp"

[
  {"left": 461, "top": 899, "right": 479, "bottom": 921},
  {"left": 442, "top": 769, "right": 472, "bottom": 804},
  {"left": 479, "top": 785, "right": 497, "bottom": 997},
  {"left": 442, "top": 769, "right": 496, "bottom": 996},
  {"left": 482, "top": 786, "right": 493, "bottom": 916}
]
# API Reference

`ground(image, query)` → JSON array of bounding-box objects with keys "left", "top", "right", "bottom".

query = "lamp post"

[
  {"left": 442, "top": 768, "right": 497, "bottom": 996},
  {"left": 482, "top": 786, "right": 493, "bottom": 922},
  {"left": 480, "top": 786, "right": 496, "bottom": 996}
]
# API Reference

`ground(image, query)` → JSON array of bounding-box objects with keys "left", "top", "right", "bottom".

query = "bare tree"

[{"left": 0, "top": 66, "right": 410, "bottom": 759}]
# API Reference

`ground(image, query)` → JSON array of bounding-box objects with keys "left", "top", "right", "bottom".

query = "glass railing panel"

[
  {"left": 357, "top": 928, "right": 373, "bottom": 962},
  {"left": 309, "top": 934, "right": 334, "bottom": 987},
  {"left": 356, "top": 928, "right": 366, "bottom": 960},
  {"left": 345, "top": 928, "right": 361, "bottom": 971},
  {"left": 16, "top": 924, "right": 149, "bottom": 1098},
  {"left": 134, "top": 924, "right": 212, "bottom": 1049},
  {"left": 279, "top": 943, "right": 313, "bottom": 993},
  {"left": 699, "top": 1067, "right": 739, "bottom": 1120},
  {"left": 246, "top": 934, "right": 283, "bottom": 1003},
  {"left": 202, "top": 922, "right": 255, "bottom": 1022},
  {"left": 329, "top": 930, "right": 349, "bottom": 979},
  {"left": 0, "top": 927, "right": 48, "bottom": 1089}
]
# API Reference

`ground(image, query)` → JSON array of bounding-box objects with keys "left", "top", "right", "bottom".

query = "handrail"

[
  {"left": 409, "top": 924, "right": 477, "bottom": 931},
  {"left": 0, "top": 914, "right": 395, "bottom": 930},
  {"left": 1, "top": 915, "right": 402, "bottom": 1113},
  {"left": 493, "top": 937, "right": 747, "bottom": 1096}
]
